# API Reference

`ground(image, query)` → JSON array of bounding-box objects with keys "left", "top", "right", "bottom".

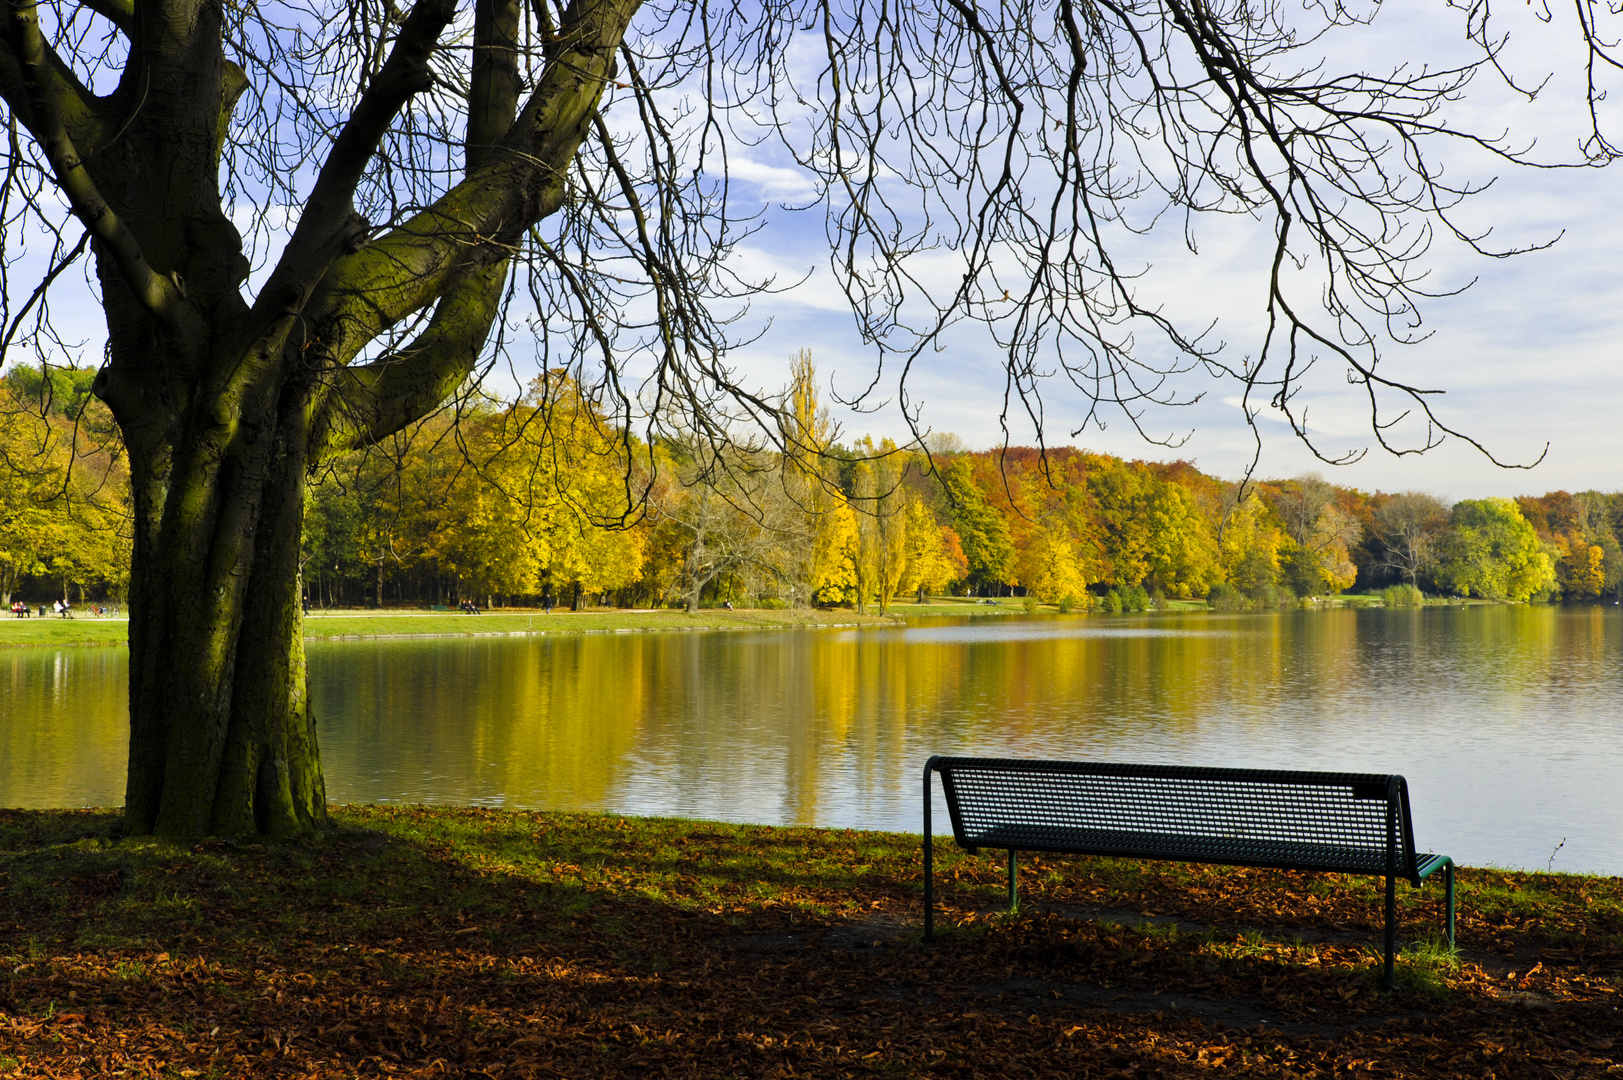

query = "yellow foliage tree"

[
  {"left": 1216, "top": 491, "right": 1285, "bottom": 597},
  {"left": 1016, "top": 529, "right": 1090, "bottom": 604},
  {"left": 851, "top": 437, "right": 910, "bottom": 614},
  {"left": 780, "top": 352, "right": 860, "bottom": 607},
  {"left": 897, "top": 496, "right": 967, "bottom": 601},
  {"left": 0, "top": 371, "right": 129, "bottom": 605}
]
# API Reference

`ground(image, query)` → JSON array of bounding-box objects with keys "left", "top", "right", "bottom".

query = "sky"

[
  {"left": 5, "top": 0, "right": 1620, "bottom": 503},
  {"left": 696, "top": 2, "right": 1623, "bottom": 502}
]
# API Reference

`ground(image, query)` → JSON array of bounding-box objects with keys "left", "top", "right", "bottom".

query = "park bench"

[{"left": 922, "top": 756, "right": 1455, "bottom": 989}]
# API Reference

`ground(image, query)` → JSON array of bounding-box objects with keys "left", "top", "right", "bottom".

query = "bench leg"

[
  {"left": 924, "top": 765, "right": 934, "bottom": 944},
  {"left": 1383, "top": 872, "right": 1396, "bottom": 992},
  {"left": 1007, "top": 849, "right": 1018, "bottom": 913},
  {"left": 1445, "top": 862, "right": 1455, "bottom": 949}
]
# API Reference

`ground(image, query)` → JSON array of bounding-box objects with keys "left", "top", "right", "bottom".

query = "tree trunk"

[{"left": 122, "top": 387, "right": 326, "bottom": 837}]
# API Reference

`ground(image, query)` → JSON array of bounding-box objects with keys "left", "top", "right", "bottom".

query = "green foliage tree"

[
  {"left": 1434, "top": 498, "right": 1556, "bottom": 602},
  {"left": 942, "top": 458, "right": 1014, "bottom": 595}
]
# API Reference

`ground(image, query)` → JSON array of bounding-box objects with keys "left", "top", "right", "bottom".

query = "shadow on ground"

[{"left": 1, "top": 806, "right": 1619, "bottom": 1077}]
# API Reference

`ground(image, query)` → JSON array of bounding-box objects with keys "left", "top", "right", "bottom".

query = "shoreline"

[
  {"left": 0, "top": 606, "right": 910, "bottom": 648},
  {"left": 0, "top": 595, "right": 1574, "bottom": 648}
]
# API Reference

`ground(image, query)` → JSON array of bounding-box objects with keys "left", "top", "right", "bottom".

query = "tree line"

[
  {"left": 0, "top": 366, "right": 129, "bottom": 606},
  {"left": 5, "top": 361, "right": 1618, "bottom": 611}
]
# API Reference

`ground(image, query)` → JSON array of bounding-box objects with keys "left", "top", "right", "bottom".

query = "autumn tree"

[
  {"left": 651, "top": 429, "right": 782, "bottom": 613},
  {"left": 849, "top": 438, "right": 911, "bottom": 615},
  {"left": 0, "top": 368, "right": 128, "bottom": 605},
  {"left": 897, "top": 495, "right": 967, "bottom": 603},
  {"left": 1271, "top": 475, "right": 1360, "bottom": 596},
  {"left": 777, "top": 353, "right": 857, "bottom": 608},
  {"left": 1214, "top": 490, "right": 1286, "bottom": 600},
  {"left": 2, "top": 0, "right": 1597, "bottom": 834},
  {"left": 942, "top": 458, "right": 1014, "bottom": 595}
]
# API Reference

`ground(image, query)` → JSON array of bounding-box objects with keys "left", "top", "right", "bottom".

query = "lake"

[{"left": 4, "top": 605, "right": 1620, "bottom": 874}]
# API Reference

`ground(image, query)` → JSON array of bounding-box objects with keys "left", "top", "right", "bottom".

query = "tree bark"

[{"left": 120, "top": 355, "right": 326, "bottom": 836}]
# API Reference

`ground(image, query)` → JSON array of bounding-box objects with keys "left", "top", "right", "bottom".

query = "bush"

[
  {"left": 1057, "top": 594, "right": 1075, "bottom": 614},
  {"left": 1021, "top": 594, "right": 1039, "bottom": 613},
  {"left": 1378, "top": 583, "right": 1424, "bottom": 608},
  {"left": 1206, "top": 582, "right": 1243, "bottom": 611},
  {"left": 1102, "top": 589, "right": 1123, "bottom": 613},
  {"left": 1247, "top": 583, "right": 1297, "bottom": 609},
  {"left": 1121, "top": 584, "right": 1151, "bottom": 612}
]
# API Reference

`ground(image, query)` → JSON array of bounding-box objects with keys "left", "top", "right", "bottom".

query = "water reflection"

[
  {"left": 4, "top": 607, "right": 1622, "bottom": 874},
  {"left": 0, "top": 646, "right": 128, "bottom": 809}
]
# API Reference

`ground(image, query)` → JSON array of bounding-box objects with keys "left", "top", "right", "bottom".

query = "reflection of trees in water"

[
  {"left": 0, "top": 648, "right": 128, "bottom": 808},
  {"left": 8, "top": 608, "right": 1623, "bottom": 827},
  {"left": 313, "top": 637, "right": 649, "bottom": 811},
  {"left": 265, "top": 608, "right": 1622, "bottom": 820}
]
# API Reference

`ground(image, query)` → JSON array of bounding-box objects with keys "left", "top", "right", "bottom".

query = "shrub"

[
  {"left": 1121, "top": 584, "right": 1152, "bottom": 612},
  {"left": 1378, "top": 583, "right": 1424, "bottom": 608},
  {"left": 1250, "top": 583, "right": 1297, "bottom": 609},
  {"left": 1206, "top": 582, "right": 1243, "bottom": 611}
]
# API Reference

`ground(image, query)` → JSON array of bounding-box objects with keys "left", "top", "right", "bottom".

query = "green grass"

[
  {"left": 1393, "top": 932, "right": 1463, "bottom": 999},
  {"left": 0, "top": 615, "right": 129, "bottom": 646},
  {"left": 0, "top": 607, "right": 899, "bottom": 648}
]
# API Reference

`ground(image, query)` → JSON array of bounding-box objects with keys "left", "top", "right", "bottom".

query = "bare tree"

[
  {"left": 1273, "top": 473, "right": 1360, "bottom": 594},
  {"left": 650, "top": 427, "right": 783, "bottom": 612},
  {"left": 0, "top": 0, "right": 1604, "bottom": 834},
  {"left": 1375, "top": 491, "right": 1450, "bottom": 587}
]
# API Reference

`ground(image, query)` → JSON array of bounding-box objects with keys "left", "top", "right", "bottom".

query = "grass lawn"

[
  {"left": 0, "top": 616, "right": 129, "bottom": 647},
  {"left": 2, "top": 806, "right": 1619, "bottom": 1077},
  {"left": 0, "top": 607, "right": 902, "bottom": 649}
]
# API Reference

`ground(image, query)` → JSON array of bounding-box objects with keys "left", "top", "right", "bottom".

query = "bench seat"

[{"left": 968, "top": 824, "right": 1403, "bottom": 875}]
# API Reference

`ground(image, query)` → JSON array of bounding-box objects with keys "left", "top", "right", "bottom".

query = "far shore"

[
  {"left": 0, "top": 592, "right": 1522, "bottom": 648},
  {"left": 0, "top": 604, "right": 919, "bottom": 648}
]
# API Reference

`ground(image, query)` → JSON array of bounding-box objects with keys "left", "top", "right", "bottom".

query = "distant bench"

[{"left": 922, "top": 756, "right": 1455, "bottom": 989}]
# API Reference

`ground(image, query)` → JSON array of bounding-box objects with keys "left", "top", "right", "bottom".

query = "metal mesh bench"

[{"left": 922, "top": 756, "right": 1455, "bottom": 989}]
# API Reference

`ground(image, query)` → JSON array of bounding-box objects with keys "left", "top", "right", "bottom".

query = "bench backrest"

[{"left": 929, "top": 756, "right": 1427, "bottom": 883}]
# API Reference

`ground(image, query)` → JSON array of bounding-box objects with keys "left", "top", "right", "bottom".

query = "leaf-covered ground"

[{"left": 2, "top": 806, "right": 1620, "bottom": 1077}]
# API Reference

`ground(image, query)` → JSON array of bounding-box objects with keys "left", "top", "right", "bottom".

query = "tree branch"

[
  {"left": 467, "top": 0, "right": 522, "bottom": 172},
  {"left": 308, "top": 260, "right": 509, "bottom": 459},
  {"left": 248, "top": 0, "right": 458, "bottom": 330},
  {"left": 4, "top": 0, "right": 181, "bottom": 324},
  {"left": 77, "top": 0, "right": 132, "bottom": 36},
  {"left": 0, "top": 10, "right": 108, "bottom": 150},
  {"left": 303, "top": 0, "right": 638, "bottom": 367}
]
